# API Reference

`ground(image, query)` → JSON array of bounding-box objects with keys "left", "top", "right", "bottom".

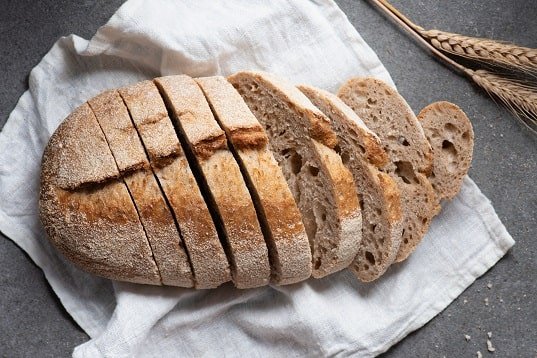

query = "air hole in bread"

[
  {"left": 398, "top": 136, "right": 410, "bottom": 146},
  {"left": 367, "top": 97, "right": 377, "bottom": 106},
  {"left": 444, "top": 122, "right": 457, "bottom": 134},
  {"left": 370, "top": 223, "right": 377, "bottom": 232},
  {"left": 307, "top": 165, "right": 319, "bottom": 177},
  {"left": 340, "top": 152, "right": 350, "bottom": 165},
  {"left": 365, "top": 251, "right": 376, "bottom": 265},
  {"left": 441, "top": 140, "right": 458, "bottom": 172},
  {"left": 290, "top": 154, "right": 302, "bottom": 174},
  {"left": 334, "top": 144, "right": 342, "bottom": 154},
  {"left": 394, "top": 161, "right": 418, "bottom": 185},
  {"left": 462, "top": 131, "right": 470, "bottom": 141}
]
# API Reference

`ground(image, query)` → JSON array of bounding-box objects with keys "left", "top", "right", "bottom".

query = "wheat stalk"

[
  {"left": 369, "top": 0, "right": 537, "bottom": 134},
  {"left": 420, "top": 29, "right": 537, "bottom": 73}
]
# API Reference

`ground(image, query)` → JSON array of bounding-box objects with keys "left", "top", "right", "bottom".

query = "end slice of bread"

[
  {"left": 338, "top": 77, "right": 439, "bottom": 263},
  {"left": 229, "top": 71, "right": 362, "bottom": 278},
  {"left": 299, "top": 84, "right": 403, "bottom": 282},
  {"left": 418, "top": 101, "right": 474, "bottom": 200},
  {"left": 155, "top": 75, "right": 271, "bottom": 289},
  {"left": 39, "top": 103, "right": 161, "bottom": 285},
  {"left": 197, "top": 76, "right": 312, "bottom": 285}
]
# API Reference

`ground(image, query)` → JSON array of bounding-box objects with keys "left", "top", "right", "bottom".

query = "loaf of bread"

[{"left": 39, "top": 72, "right": 473, "bottom": 288}]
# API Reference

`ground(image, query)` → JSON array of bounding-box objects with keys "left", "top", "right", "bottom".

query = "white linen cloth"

[{"left": 0, "top": 0, "right": 514, "bottom": 356}]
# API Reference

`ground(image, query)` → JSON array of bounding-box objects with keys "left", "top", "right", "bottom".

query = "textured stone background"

[{"left": 1, "top": 0, "right": 535, "bottom": 356}]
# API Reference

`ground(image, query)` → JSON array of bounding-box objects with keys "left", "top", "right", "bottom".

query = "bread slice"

[
  {"left": 39, "top": 102, "right": 161, "bottom": 284},
  {"left": 418, "top": 101, "right": 474, "bottom": 200},
  {"left": 118, "top": 81, "right": 231, "bottom": 289},
  {"left": 228, "top": 71, "right": 361, "bottom": 278},
  {"left": 155, "top": 75, "right": 271, "bottom": 289},
  {"left": 90, "top": 90, "right": 193, "bottom": 287},
  {"left": 338, "top": 77, "right": 439, "bottom": 262},
  {"left": 298, "top": 84, "right": 403, "bottom": 281},
  {"left": 196, "top": 76, "right": 312, "bottom": 285}
]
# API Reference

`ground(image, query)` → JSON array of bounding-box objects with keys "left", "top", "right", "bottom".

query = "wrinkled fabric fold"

[{"left": 0, "top": 1, "right": 514, "bottom": 357}]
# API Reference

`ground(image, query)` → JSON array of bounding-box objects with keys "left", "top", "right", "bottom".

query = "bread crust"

[
  {"left": 229, "top": 71, "right": 362, "bottom": 278},
  {"left": 298, "top": 85, "right": 389, "bottom": 168},
  {"left": 230, "top": 71, "right": 338, "bottom": 149},
  {"left": 155, "top": 75, "right": 270, "bottom": 289},
  {"left": 118, "top": 81, "right": 230, "bottom": 289},
  {"left": 197, "top": 76, "right": 312, "bottom": 285},
  {"left": 299, "top": 84, "right": 403, "bottom": 281},
  {"left": 39, "top": 103, "right": 161, "bottom": 284},
  {"left": 90, "top": 90, "right": 195, "bottom": 287}
]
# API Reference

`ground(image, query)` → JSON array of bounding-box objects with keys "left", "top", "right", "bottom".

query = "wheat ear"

[
  {"left": 420, "top": 30, "right": 537, "bottom": 73},
  {"left": 467, "top": 70, "right": 537, "bottom": 132},
  {"left": 369, "top": 0, "right": 537, "bottom": 134}
]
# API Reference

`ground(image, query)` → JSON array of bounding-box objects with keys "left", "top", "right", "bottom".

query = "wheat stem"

[{"left": 368, "top": 0, "right": 466, "bottom": 74}]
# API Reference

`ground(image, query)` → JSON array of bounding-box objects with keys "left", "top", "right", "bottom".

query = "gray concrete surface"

[{"left": 0, "top": 0, "right": 535, "bottom": 356}]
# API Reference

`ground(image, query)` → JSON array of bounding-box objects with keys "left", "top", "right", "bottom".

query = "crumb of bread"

[
  {"left": 487, "top": 339, "right": 496, "bottom": 352},
  {"left": 465, "top": 334, "right": 471, "bottom": 341}
]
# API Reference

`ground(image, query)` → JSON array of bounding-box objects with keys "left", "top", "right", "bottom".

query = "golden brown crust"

[
  {"left": 298, "top": 84, "right": 388, "bottom": 168},
  {"left": 156, "top": 75, "right": 271, "bottom": 289},
  {"left": 118, "top": 81, "right": 182, "bottom": 164},
  {"left": 44, "top": 103, "right": 119, "bottom": 190},
  {"left": 88, "top": 90, "right": 147, "bottom": 173},
  {"left": 377, "top": 171, "right": 403, "bottom": 223},
  {"left": 118, "top": 81, "right": 230, "bottom": 289},
  {"left": 197, "top": 76, "right": 312, "bottom": 284},
  {"left": 154, "top": 76, "right": 228, "bottom": 155},
  {"left": 39, "top": 103, "right": 161, "bottom": 284},
  {"left": 90, "top": 92, "right": 195, "bottom": 287},
  {"left": 228, "top": 71, "right": 338, "bottom": 148}
]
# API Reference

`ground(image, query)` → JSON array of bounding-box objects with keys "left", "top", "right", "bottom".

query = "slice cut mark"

[
  {"left": 39, "top": 102, "right": 161, "bottom": 284},
  {"left": 418, "top": 101, "right": 474, "bottom": 201},
  {"left": 338, "top": 77, "right": 440, "bottom": 263},
  {"left": 298, "top": 84, "right": 403, "bottom": 282},
  {"left": 118, "top": 81, "right": 231, "bottom": 289},
  {"left": 155, "top": 75, "right": 270, "bottom": 289},
  {"left": 90, "top": 90, "right": 187, "bottom": 287},
  {"left": 228, "top": 71, "right": 361, "bottom": 278},
  {"left": 196, "top": 76, "right": 312, "bottom": 285}
]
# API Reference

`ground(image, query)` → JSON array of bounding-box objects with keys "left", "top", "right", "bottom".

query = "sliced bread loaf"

[
  {"left": 39, "top": 103, "right": 161, "bottom": 284},
  {"left": 418, "top": 101, "right": 474, "bottom": 200},
  {"left": 91, "top": 90, "right": 203, "bottom": 287},
  {"left": 228, "top": 71, "right": 361, "bottom": 278},
  {"left": 155, "top": 75, "right": 271, "bottom": 289},
  {"left": 118, "top": 81, "right": 231, "bottom": 289},
  {"left": 196, "top": 76, "right": 312, "bottom": 285},
  {"left": 299, "top": 84, "right": 403, "bottom": 281},
  {"left": 338, "top": 78, "right": 439, "bottom": 262}
]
